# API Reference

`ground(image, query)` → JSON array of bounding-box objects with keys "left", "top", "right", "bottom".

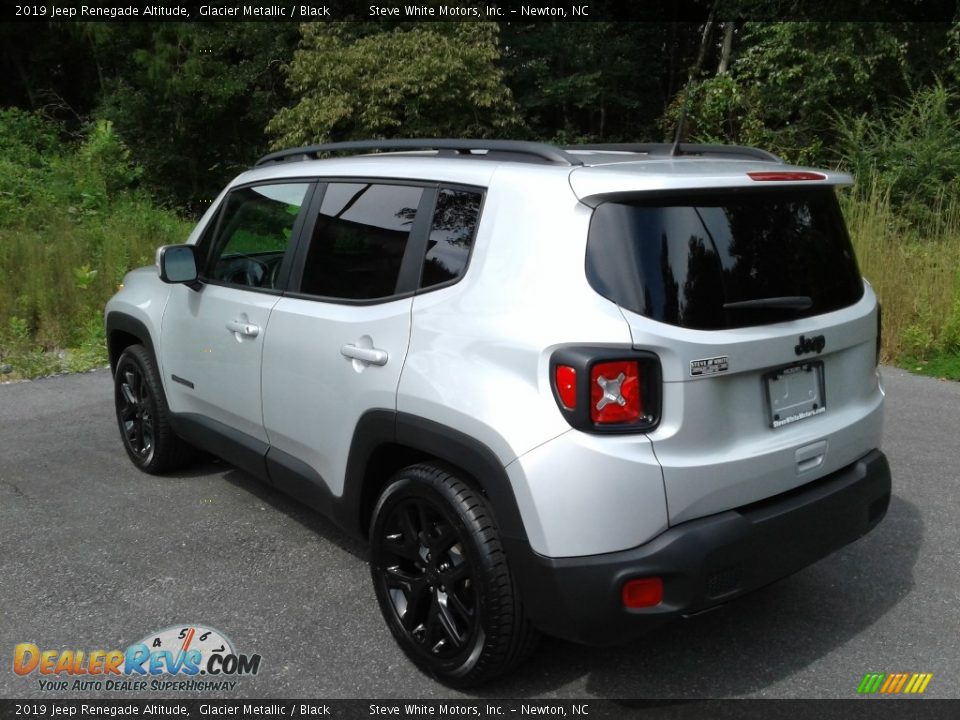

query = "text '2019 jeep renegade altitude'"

[{"left": 106, "top": 139, "right": 891, "bottom": 686}]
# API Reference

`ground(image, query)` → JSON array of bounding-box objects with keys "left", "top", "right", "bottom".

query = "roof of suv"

[
  {"left": 238, "top": 139, "right": 853, "bottom": 200},
  {"left": 253, "top": 139, "right": 784, "bottom": 168}
]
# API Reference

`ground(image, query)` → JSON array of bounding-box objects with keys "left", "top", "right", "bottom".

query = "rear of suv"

[{"left": 105, "top": 140, "right": 890, "bottom": 686}]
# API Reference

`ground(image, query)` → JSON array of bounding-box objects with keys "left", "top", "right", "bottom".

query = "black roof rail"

[
  {"left": 566, "top": 143, "right": 783, "bottom": 163},
  {"left": 255, "top": 139, "right": 584, "bottom": 168}
]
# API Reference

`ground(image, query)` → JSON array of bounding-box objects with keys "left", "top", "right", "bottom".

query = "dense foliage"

[
  {"left": 667, "top": 23, "right": 950, "bottom": 163},
  {"left": 268, "top": 24, "right": 519, "bottom": 146},
  {"left": 1, "top": 20, "right": 959, "bottom": 377},
  {"left": 0, "top": 108, "right": 189, "bottom": 378}
]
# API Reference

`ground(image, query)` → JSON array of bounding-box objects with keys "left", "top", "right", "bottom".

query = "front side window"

[
  {"left": 205, "top": 183, "right": 310, "bottom": 290},
  {"left": 300, "top": 183, "right": 424, "bottom": 300}
]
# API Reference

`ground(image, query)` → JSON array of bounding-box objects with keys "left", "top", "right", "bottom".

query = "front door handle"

[
  {"left": 341, "top": 344, "right": 388, "bottom": 366},
  {"left": 226, "top": 319, "right": 260, "bottom": 338}
]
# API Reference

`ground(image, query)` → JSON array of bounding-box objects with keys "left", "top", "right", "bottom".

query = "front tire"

[
  {"left": 369, "top": 463, "right": 538, "bottom": 687},
  {"left": 114, "top": 344, "right": 195, "bottom": 474}
]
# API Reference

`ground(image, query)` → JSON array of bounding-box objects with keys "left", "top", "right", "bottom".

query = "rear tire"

[
  {"left": 369, "top": 463, "right": 538, "bottom": 687},
  {"left": 114, "top": 344, "right": 195, "bottom": 474}
]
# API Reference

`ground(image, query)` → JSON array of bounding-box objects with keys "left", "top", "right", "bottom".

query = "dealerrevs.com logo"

[{"left": 13, "top": 625, "right": 262, "bottom": 692}]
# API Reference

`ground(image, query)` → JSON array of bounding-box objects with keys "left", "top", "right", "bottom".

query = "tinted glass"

[
  {"left": 420, "top": 189, "right": 482, "bottom": 288},
  {"left": 586, "top": 188, "right": 864, "bottom": 330},
  {"left": 206, "top": 183, "right": 309, "bottom": 290},
  {"left": 300, "top": 183, "right": 423, "bottom": 300}
]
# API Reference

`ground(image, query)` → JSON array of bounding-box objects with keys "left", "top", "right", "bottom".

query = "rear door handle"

[
  {"left": 341, "top": 344, "right": 388, "bottom": 366},
  {"left": 226, "top": 319, "right": 260, "bottom": 338}
]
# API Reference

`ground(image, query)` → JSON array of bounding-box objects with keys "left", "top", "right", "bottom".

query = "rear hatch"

[{"left": 575, "top": 167, "right": 884, "bottom": 525}]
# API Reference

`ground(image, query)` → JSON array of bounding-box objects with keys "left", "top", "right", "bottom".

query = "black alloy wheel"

[
  {"left": 113, "top": 344, "right": 195, "bottom": 474},
  {"left": 370, "top": 464, "right": 537, "bottom": 686},
  {"left": 378, "top": 495, "right": 479, "bottom": 659},
  {"left": 117, "top": 359, "right": 155, "bottom": 464}
]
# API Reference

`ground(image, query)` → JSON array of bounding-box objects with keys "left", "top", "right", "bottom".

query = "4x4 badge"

[{"left": 795, "top": 334, "right": 826, "bottom": 356}]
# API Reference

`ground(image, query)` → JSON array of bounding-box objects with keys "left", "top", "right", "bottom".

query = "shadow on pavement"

[
  {"left": 484, "top": 494, "right": 921, "bottom": 698},
  {"left": 212, "top": 456, "right": 919, "bottom": 700}
]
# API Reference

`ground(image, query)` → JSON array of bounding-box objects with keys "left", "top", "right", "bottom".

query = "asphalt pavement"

[{"left": 0, "top": 367, "right": 957, "bottom": 699}]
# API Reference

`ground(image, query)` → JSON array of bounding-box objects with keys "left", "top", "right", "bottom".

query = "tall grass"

[
  {"left": 842, "top": 182, "right": 960, "bottom": 363},
  {"left": 835, "top": 81, "right": 960, "bottom": 377},
  {"left": 2, "top": 106, "right": 960, "bottom": 381},
  {"left": 0, "top": 110, "right": 191, "bottom": 379}
]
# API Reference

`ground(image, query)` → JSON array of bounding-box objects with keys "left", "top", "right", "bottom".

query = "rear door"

[
  {"left": 260, "top": 181, "right": 436, "bottom": 497},
  {"left": 584, "top": 186, "right": 884, "bottom": 524}
]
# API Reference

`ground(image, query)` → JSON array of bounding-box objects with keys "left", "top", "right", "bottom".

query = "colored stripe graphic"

[
  {"left": 880, "top": 674, "right": 898, "bottom": 693},
  {"left": 914, "top": 673, "right": 933, "bottom": 694},
  {"left": 892, "top": 673, "right": 910, "bottom": 694},
  {"left": 858, "top": 673, "right": 885, "bottom": 694},
  {"left": 858, "top": 672, "right": 932, "bottom": 695}
]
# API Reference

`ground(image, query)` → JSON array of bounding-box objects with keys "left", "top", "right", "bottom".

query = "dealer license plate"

[{"left": 764, "top": 362, "right": 826, "bottom": 429}]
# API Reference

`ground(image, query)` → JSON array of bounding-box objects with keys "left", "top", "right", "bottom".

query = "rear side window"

[
  {"left": 585, "top": 188, "right": 864, "bottom": 330},
  {"left": 420, "top": 188, "right": 482, "bottom": 289},
  {"left": 300, "top": 183, "right": 424, "bottom": 300}
]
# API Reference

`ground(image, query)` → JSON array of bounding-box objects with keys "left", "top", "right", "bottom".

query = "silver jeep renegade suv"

[{"left": 105, "top": 139, "right": 891, "bottom": 686}]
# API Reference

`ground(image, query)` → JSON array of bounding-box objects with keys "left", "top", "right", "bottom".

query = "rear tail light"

[
  {"left": 554, "top": 365, "right": 578, "bottom": 410},
  {"left": 590, "top": 361, "right": 641, "bottom": 424},
  {"left": 622, "top": 577, "right": 663, "bottom": 608},
  {"left": 550, "top": 347, "right": 661, "bottom": 434}
]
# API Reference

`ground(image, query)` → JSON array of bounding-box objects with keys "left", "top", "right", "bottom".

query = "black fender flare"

[
  {"left": 341, "top": 410, "right": 529, "bottom": 546},
  {"left": 105, "top": 312, "right": 157, "bottom": 375}
]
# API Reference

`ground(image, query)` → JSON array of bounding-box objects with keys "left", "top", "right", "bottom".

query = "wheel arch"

[
  {"left": 343, "top": 411, "right": 529, "bottom": 546},
  {"left": 105, "top": 312, "right": 157, "bottom": 376}
]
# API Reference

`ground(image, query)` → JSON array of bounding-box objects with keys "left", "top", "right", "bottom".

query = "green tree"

[
  {"left": 0, "top": 23, "right": 101, "bottom": 118},
  {"left": 947, "top": 21, "right": 960, "bottom": 85},
  {"left": 499, "top": 23, "right": 687, "bottom": 143},
  {"left": 267, "top": 23, "right": 520, "bottom": 148},
  {"left": 94, "top": 22, "right": 298, "bottom": 210},
  {"left": 0, "top": 21, "right": 297, "bottom": 211},
  {"left": 668, "top": 22, "right": 953, "bottom": 164}
]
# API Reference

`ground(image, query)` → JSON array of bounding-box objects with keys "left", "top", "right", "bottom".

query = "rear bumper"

[{"left": 507, "top": 449, "right": 891, "bottom": 645}]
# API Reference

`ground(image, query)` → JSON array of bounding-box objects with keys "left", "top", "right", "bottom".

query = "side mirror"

[{"left": 156, "top": 245, "right": 200, "bottom": 289}]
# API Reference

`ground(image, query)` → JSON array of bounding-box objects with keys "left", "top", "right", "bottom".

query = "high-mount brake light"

[
  {"left": 590, "top": 361, "right": 642, "bottom": 424},
  {"left": 747, "top": 171, "right": 826, "bottom": 181},
  {"left": 554, "top": 365, "right": 577, "bottom": 410}
]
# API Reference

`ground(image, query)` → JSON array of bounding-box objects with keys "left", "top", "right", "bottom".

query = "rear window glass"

[{"left": 585, "top": 188, "right": 864, "bottom": 330}]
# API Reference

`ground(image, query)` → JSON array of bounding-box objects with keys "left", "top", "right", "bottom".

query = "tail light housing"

[{"left": 550, "top": 347, "right": 661, "bottom": 433}]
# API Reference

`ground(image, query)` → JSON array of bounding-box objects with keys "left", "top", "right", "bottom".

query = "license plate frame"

[{"left": 764, "top": 361, "right": 826, "bottom": 429}]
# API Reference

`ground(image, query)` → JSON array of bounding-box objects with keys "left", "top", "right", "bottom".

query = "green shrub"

[
  {"left": 0, "top": 107, "right": 59, "bottom": 167},
  {"left": 940, "top": 274, "right": 960, "bottom": 353},
  {"left": 836, "top": 83, "right": 960, "bottom": 227},
  {"left": 900, "top": 324, "right": 937, "bottom": 359},
  {"left": 0, "top": 108, "right": 190, "bottom": 380}
]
